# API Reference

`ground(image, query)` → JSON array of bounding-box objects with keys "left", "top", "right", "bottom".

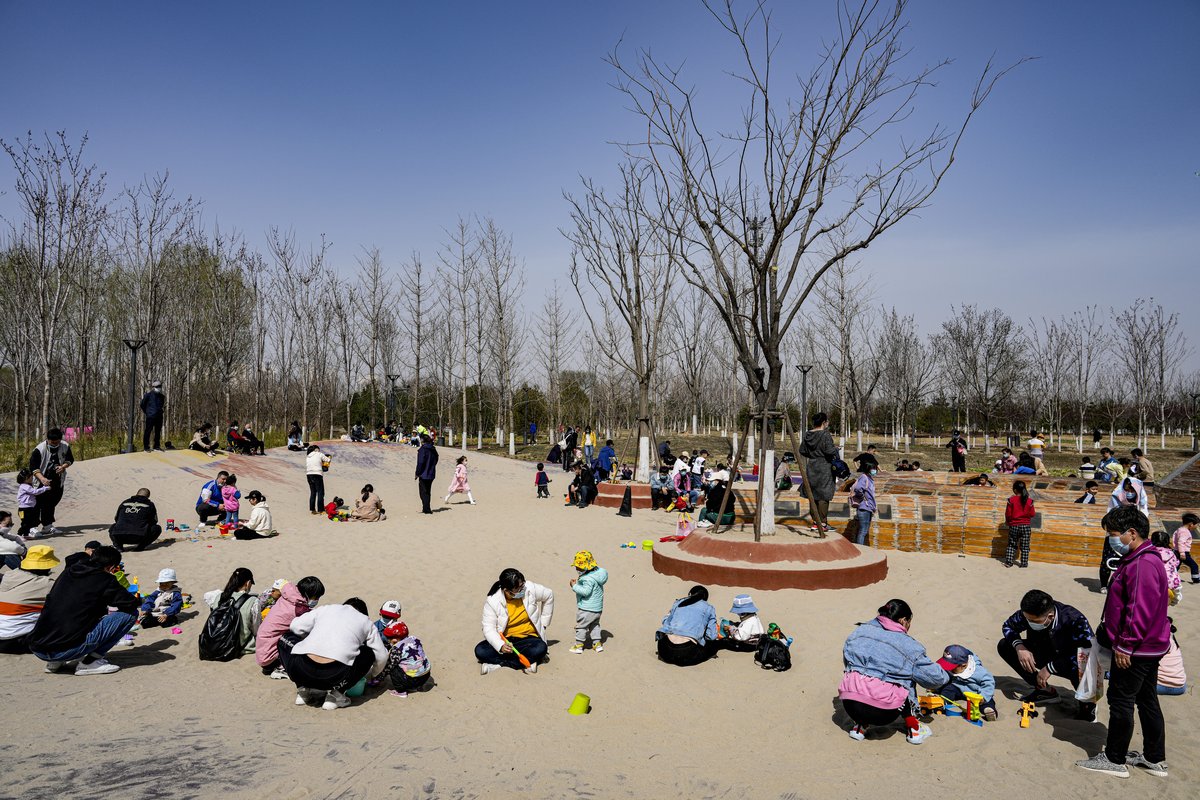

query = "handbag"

[{"left": 1075, "top": 636, "right": 1107, "bottom": 703}]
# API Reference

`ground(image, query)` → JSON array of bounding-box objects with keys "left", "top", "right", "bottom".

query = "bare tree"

[
  {"left": 479, "top": 218, "right": 523, "bottom": 448},
  {"left": 1144, "top": 302, "right": 1188, "bottom": 449},
  {"left": 536, "top": 281, "right": 573, "bottom": 434},
  {"left": 355, "top": 246, "right": 391, "bottom": 425},
  {"left": 936, "top": 306, "right": 1025, "bottom": 451},
  {"left": 398, "top": 251, "right": 427, "bottom": 426},
  {"left": 439, "top": 219, "right": 479, "bottom": 449},
  {"left": 1064, "top": 307, "right": 1105, "bottom": 452},
  {"left": 876, "top": 309, "right": 934, "bottom": 451},
  {"left": 1028, "top": 316, "right": 1073, "bottom": 450}
]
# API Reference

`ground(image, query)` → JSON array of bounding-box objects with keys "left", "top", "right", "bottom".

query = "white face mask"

[{"left": 1027, "top": 612, "right": 1053, "bottom": 631}]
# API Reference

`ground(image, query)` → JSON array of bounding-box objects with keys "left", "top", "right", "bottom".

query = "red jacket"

[{"left": 1005, "top": 495, "right": 1035, "bottom": 527}]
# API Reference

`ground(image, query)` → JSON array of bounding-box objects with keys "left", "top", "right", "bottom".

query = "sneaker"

[
  {"left": 523, "top": 662, "right": 538, "bottom": 674},
  {"left": 848, "top": 725, "right": 866, "bottom": 741},
  {"left": 387, "top": 690, "right": 408, "bottom": 698},
  {"left": 269, "top": 666, "right": 289, "bottom": 680},
  {"left": 75, "top": 657, "right": 120, "bottom": 676},
  {"left": 469, "top": 500, "right": 476, "bottom": 505},
  {"left": 322, "top": 689, "right": 351, "bottom": 710},
  {"left": 983, "top": 707, "right": 998, "bottom": 722},
  {"left": 1073, "top": 702, "right": 1098, "bottom": 722},
  {"left": 480, "top": 662, "right": 501, "bottom": 675},
  {"left": 906, "top": 723, "right": 932, "bottom": 745},
  {"left": 1127, "top": 751, "right": 1168, "bottom": 777},
  {"left": 592, "top": 642, "right": 604, "bottom": 653},
  {"left": 1020, "top": 688, "right": 1060, "bottom": 705},
  {"left": 1075, "top": 753, "right": 1129, "bottom": 778},
  {"left": 25, "top": 530, "right": 41, "bottom": 540},
  {"left": 295, "top": 691, "right": 314, "bottom": 706},
  {"left": 568, "top": 644, "right": 585, "bottom": 655},
  {"left": 47, "top": 527, "right": 62, "bottom": 536},
  {"left": 43, "top": 660, "right": 65, "bottom": 674}
]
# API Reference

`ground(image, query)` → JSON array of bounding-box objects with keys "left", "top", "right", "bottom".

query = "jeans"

[
  {"left": 307, "top": 474, "right": 325, "bottom": 513},
  {"left": 1176, "top": 550, "right": 1199, "bottom": 580},
  {"left": 1157, "top": 684, "right": 1186, "bottom": 695},
  {"left": 1105, "top": 655, "right": 1165, "bottom": 765},
  {"left": 474, "top": 636, "right": 547, "bottom": 670},
  {"left": 31, "top": 611, "right": 136, "bottom": 663},
  {"left": 1, "top": 554, "right": 21, "bottom": 570},
  {"left": 855, "top": 509, "right": 874, "bottom": 546},
  {"left": 584, "top": 445, "right": 594, "bottom": 462}
]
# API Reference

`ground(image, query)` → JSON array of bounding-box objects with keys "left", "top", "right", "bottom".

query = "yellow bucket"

[
  {"left": 642, "top": 540, "right": 654, "bottom": 551},
  {"left": 568, "top": 692, "right": 591, "bottom": 716}
]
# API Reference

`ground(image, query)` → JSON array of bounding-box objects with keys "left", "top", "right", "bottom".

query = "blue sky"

[{"left": 2, "top": 1, "right": 1197, "bottom": 353}]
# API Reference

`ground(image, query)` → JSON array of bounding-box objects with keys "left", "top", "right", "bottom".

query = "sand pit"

[{"left": 1, "top": 443, "right": 1194, "bottom": 799}]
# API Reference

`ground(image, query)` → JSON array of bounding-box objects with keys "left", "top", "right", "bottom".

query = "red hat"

[{"left": 382, "top": 621, "right": 409, "bottom": 640}]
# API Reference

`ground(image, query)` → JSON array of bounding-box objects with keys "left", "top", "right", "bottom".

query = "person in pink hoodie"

[
  {"left": 255, "top": 576, "right": 324, "bottom": 679},
  {"left": 1076, "top": 506, "right": 1171, "bottom": 779}
]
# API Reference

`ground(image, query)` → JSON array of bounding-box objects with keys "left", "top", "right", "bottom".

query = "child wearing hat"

[
  {"left": 375, "top": 599, "right": 402, "bottom": 636},
  {"left": 257, "top": 578, "right": 288, "bottom": 620},
  {"left": 137, "top": 568, "right": 184, "bottom": 628},
  {"left": 569, "top": 551, "right": 608, "bottom": 654},
  {"left": 380, "top": 620, "right": 432, "bottom": 697},
  {"left": 720, "top": 594, "right": 765, "bottom": 650},
  {"left": 0, "top": 511, "right": 26, "bottom": 570},
  {"left": 935, "top": 644, "right": 998, "bottom": 721}
]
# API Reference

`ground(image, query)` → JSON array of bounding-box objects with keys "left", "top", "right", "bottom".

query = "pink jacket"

[{"left": 255, "top": 583, "right": 310, "bottom": 666}]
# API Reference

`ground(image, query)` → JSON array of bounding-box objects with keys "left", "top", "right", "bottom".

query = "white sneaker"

[
  {"left": 269, "top": 666, "right": 289, "bottom": 680},
  {"left": 25, "top": 529, "right": 42, "bottom": 540},
  {"left": 295, "top": 689, "right": 322, "bottom": 707},
  {"left": 322, "top": 689, "right": 351, "bottom": 710},
  {"left": 905, "top": 723, "right": 932, "bottom": 745},
  {"left": 480, "top": 662, "right": 501, "bottom": 675},
  {"left": 523, "top": 662, "right": 538, "bottom": 674},
  {"left": 75, "top": 657, "right": 120, "bottom": 676},
  {"left": 48, "top": 527, "right": 63, "bottom": 536}
]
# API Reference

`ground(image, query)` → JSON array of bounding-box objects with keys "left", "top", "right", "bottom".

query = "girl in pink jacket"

[
  {"left": 443, "top": 456, "right": 475, "bottom": 505},
  {"left": 255, "top": 576, "right": 324, "bottom": 678}
]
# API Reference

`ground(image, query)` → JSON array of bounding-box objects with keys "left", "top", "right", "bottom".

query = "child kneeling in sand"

[
  {"left": 138, "top": 568, "right": 183, "bottom": 628},
  {"left": 935, "top": 644, "right": 998, "bottom": 721},
  {"left": 380, "top": 621, "right": 431, "bottom": 697}
]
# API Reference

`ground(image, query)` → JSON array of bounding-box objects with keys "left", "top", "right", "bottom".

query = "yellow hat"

[
  {"left": 21, "top": 545, "right": 60, "bottom": 571},
  {"left": 572, "top": 551, "right": 597, "bottom": 571}
]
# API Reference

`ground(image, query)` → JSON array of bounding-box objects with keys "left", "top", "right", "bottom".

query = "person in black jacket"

[
  {"left": 29, "top": 429, "right": 74, "bottom": 536},
  {"left": 414, "top": 434, "right": 439, "bottom": 514},
  {"left": 140, "top": 380, "right": 166, "bottom": 452},
  {"left": 569, "top": 463, "right": 596, "bottom": 508},
  {"left": 946, "top": 430, "right": 968, "bottom": 472},
  {"left": 996, "top": 589, "right": 1097, "bottom": 720},
  {"left": 108, "top": 489, "right": 162, "bottom": 552},
  {"left": 28, "top": 545, "right": 139, "bottom": 676}
]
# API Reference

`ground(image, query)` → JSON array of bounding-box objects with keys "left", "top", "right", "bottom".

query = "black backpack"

[
  {"left": 198, "top": 593, "right": 252, "bottom": 662},
  {"left": 754, "top": 636, "right": 792, "bottom": 672}
]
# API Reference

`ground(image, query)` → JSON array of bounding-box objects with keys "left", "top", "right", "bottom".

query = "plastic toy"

[
  {"left": 1018, "top": 701, "right": 1039, "bottom": 728},
  {"left": 918, "top": 695, "right": 946, "bottom": 715},
  {"left": 499, "top": 634, "right": 532, "bottom": 669},
  {"left": 567, "top": 692, "right": 591, "bottom": 715},
  {"left": 962, "top": 691, "right": 985, "bottom": 726}
]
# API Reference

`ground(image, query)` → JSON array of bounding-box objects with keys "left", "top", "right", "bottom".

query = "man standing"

[
  {"left": 945, "top": 430, "right": 968, "bottom": 473},
  {"left": 108, "top": 488, "right": 162, "bottom": 552},
  {"left": 852, "top": 444, "right": 879, "bottom": 472},
  {"left": 140, "top": 380, "right": 165, "bottom": 452},
  {"left": 27, "top": 545, "right": 139, "bottom": 675},
  {"left": 1076, "top": 506, "right": 1171, "bottom": 779},
  {"left": 597, "top": 439, "right": 617, "bottom": 482},
  {"left": 996, "top": 589, "right": 1096, "bottom": 719},
  {"left": 196, "top": 471, "right": 229, "bottom": 525},
  {"left": 29, "top": 428, "right": 74, "bottom": 536},
  {"left": 415, "top": 434, "right": 439, "bottom": 515}
]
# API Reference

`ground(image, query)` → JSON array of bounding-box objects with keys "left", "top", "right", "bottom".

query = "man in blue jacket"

[
  {"left": 996, "top": 589, "right": 1096, "bottom": 720},
  {"left": 597, "top": 439, "right": 617, "bottom": 481},
  {"left": 415, "top": 434, "right": 439, "bottom": 515},
  {"left": 140, "top": 380, "right": 166, "bottom": 452}
]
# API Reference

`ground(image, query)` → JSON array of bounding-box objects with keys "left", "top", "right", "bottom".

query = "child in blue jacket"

[
  {"left": 569, "top": 551, "right": 608, "bottom": 654},
  {"left": 138, "top": 568, "right": 184, "bottom": 628},
  {"left": 936, "top": 644, "right": 998, "bottom": 721}
]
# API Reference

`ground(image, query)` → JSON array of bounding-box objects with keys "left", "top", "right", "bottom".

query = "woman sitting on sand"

[
  {"left": 350, "top": 484, "right": 385, "bottom": 522},
  {"left": 476, "top": 568, "right": 554, "bottom": 675},
  {"left": 655, "top": 585, "right": 719, "bottom": 667},
  {"left": 189, "top": 423, "right": 220, "bottom": 455},
  {"left": 838, "top": 598, "right": 947, "bottom": 745},
  {"left": 233, "top": 491, "right": 276, "bottom": 539},
  {"left": 202, "top": 567, "right": 259, "bottom": 654}
]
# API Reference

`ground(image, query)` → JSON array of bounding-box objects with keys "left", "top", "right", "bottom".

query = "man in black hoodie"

[
  {"left": 28, "top": 545, "right": 139, "bottom": 676},
  {"left": 108, "top": 488, "right": 162, "bottom": 552}
]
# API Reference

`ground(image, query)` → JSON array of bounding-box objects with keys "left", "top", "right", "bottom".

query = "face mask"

[
  {"left": 870, "top": 469, "right": 877, "bottom": 476},
  {"left": 1028, "top": 613, "right": 1053, "bottom": 631},
  {"left": 1109, "top": 536, "right": 1130, "bottom": 556},
  {"left": 306, "top": 599, "right": 319, "bottom": 608},
  {"left": 510, "top": 589, "right": 526, "bottom": 600},
  {"left": 1125, "top": 492, "right": 1137, "bottom": 502}
]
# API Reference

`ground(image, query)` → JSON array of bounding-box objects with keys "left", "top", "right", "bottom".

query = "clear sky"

[{"left": 2, "top": 1, "right": 1197, "bottom": 353}]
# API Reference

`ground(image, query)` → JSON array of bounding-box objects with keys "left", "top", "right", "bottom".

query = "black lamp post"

[
  {"left": 796, "top": 365, "right": 813, "bottom": 429},
  {"left": 1191, "top": 393, "right": 1200, "bottom": 453},
  {"left": 123, "top": 339, "right": 148, "bottom": 454},
  {"left": 386, "top": 374, "right": 400, "bottom": 427}
]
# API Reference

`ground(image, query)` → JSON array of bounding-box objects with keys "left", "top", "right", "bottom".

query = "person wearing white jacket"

[
  {"left": 233, "top": 491, "right": 275, "bottom": 540},
  {"left": 305, "top": 445, "right": 326, "bottom": 515},
  {"left": 1109, "top": 476, "right": 1150, "bottom": 518},
  {"left": 475, "top": 568, "right": 553, "bottom": 675},
  {"left": 279, "top": 598, "right": 388, "bottom": 710}
]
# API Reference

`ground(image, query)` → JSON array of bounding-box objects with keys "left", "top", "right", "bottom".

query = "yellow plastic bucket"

[
  {"left": 568, "top": 693, "right": 591, "bottom": 715},
  {"left": 642, "top": 540, "right": 654, "bottom": 551}
]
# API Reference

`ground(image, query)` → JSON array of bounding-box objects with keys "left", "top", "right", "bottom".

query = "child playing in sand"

[
  {"left": 138, "top": 568, "right": 184, "bottom": 628},
  {"left": 569, "top": 551, "right": 607, "bottom": 654},
  {"left": 1174, "top": 513, "right": 1199, "bottom": 585},
  {"left": 376, "top": 599, "right": 402, "bottom": 635},
  {"left": 935, "top": 644, "right": 998, "bottom": 721},
  {"left": 534, "top": 463, "right": 550, "bottom": 499},
  {"left": 1151, "top": 530, "right": 1183, "bottom": 604},
  {"left": 444, "top": 455, "right": 475, "bottom": 505},
  {"left": 221, "top": 474, "right": 241, "bottom": 527},
  {"left": 380, "top": 621, "right": 431, "bottom": 697},
  {"left": 719, "top": 594, "right": 765, "bottom": 650},
  {"left": 324, "top": 497, "right": 344, "bottom": 519},
  {"left": 256, "top": 578, "right": 288, "bottom": 619},
  {"left": 16, "top": 469, "right": 50, "bottom": 539}
]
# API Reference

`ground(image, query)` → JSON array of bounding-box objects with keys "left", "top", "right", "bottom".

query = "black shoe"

[
  {"left": 1073, "top": 702, "right": 1098, "bottom": 722},
  {"left": 1020, "top": 688, "right": 1060, "bottom": 705}
]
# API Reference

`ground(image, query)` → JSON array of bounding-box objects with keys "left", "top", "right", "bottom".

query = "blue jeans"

[
  {"left": 475, "top": 636, "right": 547, "bottom": 670},
  {"left": 855, "top": 509, "right": 874, "bottom": 545},
  {"left": 1157, "top": 684, "right": 1186, "bottom": 695},
  {"left": 1, "top": 554, "right": 21, "bottom": 571},
  {"left": 31, "top": 611, "right": 136, "bottom": 663}
]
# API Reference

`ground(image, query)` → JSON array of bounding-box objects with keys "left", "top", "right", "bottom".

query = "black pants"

[
  {"left": 0, "top": 635, "right": 30, "bottom": 654},
  {"left": 307, "top": 474, "right": 325, "bottom": 513},
  {"left": 110, "top": 524, "right": 162, "bottom": 552},
  {"left": 17, "top": 507, "right": 37, "bottom": 537},
  {"left": 391, "top": 671, "right": 431, "bottom": 692},
  {"left": 279, "top": 632, "right": 377, "bottom": 693},
  {"left": 418, "top": 478, "right": 433, "bottom": 513},
  {"left": 656, "top": 636, "right": 716, "bottom": 667},
  {"left": 951, "top": 453, "right": 966, "bottom": 472},
  {"left": 144, "top": 414, "right": 163, "bottom": 450},
  {"left": 234, "top": 525, "right": 271, "bottom": 540},
  {"left": 1106, "top": 656, "right": 1165, "bottom": 765},
  {"left": 196, "top": 503, "right": 223, "bottom": 524},
  {"left": 842, "top": 698, "right": 915, "bottom": 727},
  {"left": 35, "top": 484, "right": 63, "bottom": 528},
  {"left": 996, "top": 637, "right": 1079, "bottom": 689},
  {"left": 536, "top": 485, "right": 549, "bottom": 498},
  {"left": 1177, "top": 550, "right": 1200, "bottom": 580}
]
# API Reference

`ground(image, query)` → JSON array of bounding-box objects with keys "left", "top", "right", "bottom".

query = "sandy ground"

[{"left": 0, "top": 443, "right": 1194, "bottom": 800}]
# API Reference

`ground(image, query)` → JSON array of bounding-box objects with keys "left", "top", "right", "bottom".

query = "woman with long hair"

[
  {"left": 202, "top": 567, "right": 259, "bottom": 655},
  {"left": 351, "top": 484, "right": 385, "bottom": 522},
  {"left": 655, "top": 585, "right": 719, "bottom": 666}
]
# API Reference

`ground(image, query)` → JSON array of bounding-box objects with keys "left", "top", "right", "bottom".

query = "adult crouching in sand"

[
  {"left": 476, "top": 568, "right": 553, "bottom": 675},
  {"left": 655, "top": 585, "right": 719, "bottom": 667},
  {"left": 838, "top": 599, "right": 947, "bottom": 744},
  {"left": 108, "top": 488, "right": 162, "bottom": 552},
  {"left": 279, "top": 597, "right": 389, "bottom": 710},
  {"left": 196, "top": 471, "right": 229, "bottom": 525},
  {"left": 256, "top": 575, "right": 325, "bottom": 679},
  {"left": 233, "top": 491, "right": 276, "bottom": 539},
  {"left": 0, "top": 545, "right": 59, "bottom": 653}
]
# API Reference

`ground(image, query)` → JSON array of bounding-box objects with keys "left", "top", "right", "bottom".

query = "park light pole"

[
  {"left": 386, "top": 374, "right": 400, "bottom": 428},
  {"left": 122, "top": 338, "right": 148, "bottom": 454},
  {"left": 1191, "top": 393, "right": 1200, "bottom": 453},
  {"left": 796, "top": 364, "right": 813, "bottom": 430}
]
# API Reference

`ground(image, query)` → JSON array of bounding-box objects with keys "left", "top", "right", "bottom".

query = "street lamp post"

[
  {"left": 1191, "top": 393, "right": 1200, "bottom": 453},
  {"left": 123, "top": 339, "right": 148, "bottom": 454},
  {"left": 386, "top": 374, "right": 400, "bottom": 428},
  {"left": 796, "top": 365, "right": 814, "bottom": 430}
]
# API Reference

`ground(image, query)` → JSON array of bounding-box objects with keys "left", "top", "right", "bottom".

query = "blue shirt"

[
  {"left": 657, "top": 598, "right": 718, "bottom": 644},
  {"left": 598, "top": 446, "right": 616, "bottom": 471}
]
